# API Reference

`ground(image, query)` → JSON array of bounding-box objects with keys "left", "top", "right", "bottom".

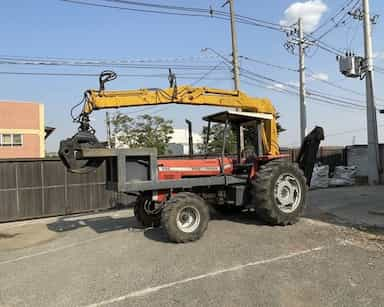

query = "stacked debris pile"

[
  {"left": 329, "top": 166, "right": 358, "bottom": 187},
  {"left": 310, "top": 165, "right": 357, "bottom": 189},
  {"left": 310, "top": 165, "right": 330, "bottom": 189}
]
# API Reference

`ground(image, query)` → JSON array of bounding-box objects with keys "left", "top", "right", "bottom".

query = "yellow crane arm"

[{"left": 81, "top": 85, "right": 279, "bottom": 155}]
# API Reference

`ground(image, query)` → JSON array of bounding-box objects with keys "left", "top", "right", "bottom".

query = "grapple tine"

[{"left": 58, "top": 131, "right": 106, "bottom": 174}]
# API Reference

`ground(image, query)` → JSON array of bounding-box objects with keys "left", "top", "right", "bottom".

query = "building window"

[
  {"left": 2, "top": 134, "right": 12, "bottom": 146},
  {"left": 13, "top": 134, "right": 23, "bottom": 146},
  {"left": 0, "top": 134, "right": 23, "bottom": 147}
]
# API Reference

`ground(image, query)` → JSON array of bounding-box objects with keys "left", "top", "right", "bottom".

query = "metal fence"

[{"left": 0, "top": 158, "right": 115, "bottom": 222}]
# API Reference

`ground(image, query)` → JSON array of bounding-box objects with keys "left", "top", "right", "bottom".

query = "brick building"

[{"left": 0, "top": 101, "right": 45, "bottom": 158}]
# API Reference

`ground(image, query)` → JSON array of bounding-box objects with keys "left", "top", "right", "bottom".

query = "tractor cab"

[
  {"left": 202, "top": 110, "right": 274, "bottom": 160},
  {"left": 201, "top": 110, "right": 276, "bottom": 176}
]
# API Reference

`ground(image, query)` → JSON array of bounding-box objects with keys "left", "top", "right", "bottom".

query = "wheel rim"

[
  {"left": 274, "top": 173, "right": 302, "bottom": 213},
  {"left": 176, "top": 206, "right": 201, "bottom": 233},
  {"left": 143, "top": 200, "right": 161, "bottom": 215}
]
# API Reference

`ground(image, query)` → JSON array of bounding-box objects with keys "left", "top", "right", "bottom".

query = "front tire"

[
  {"left": 134, "top": 196, "right": 161, "bottom": 227},
  {"left": 161, "top": 192, "right": 209, "bottom": 243},
  {"left": 248, "top": 160, "right": 307, "bottom": 225}
]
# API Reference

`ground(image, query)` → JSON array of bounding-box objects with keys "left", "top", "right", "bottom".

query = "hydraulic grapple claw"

[{"left": 58, "top": 131, "right": 105, "bottom": 174}]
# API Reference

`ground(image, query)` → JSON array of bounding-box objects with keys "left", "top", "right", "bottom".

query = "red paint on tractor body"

[
  {"left": 153, "top": 157, "right": 233, "bottom": 202},
  {"left": 152, "top": 155, "right": 287, "bottom": 202}
]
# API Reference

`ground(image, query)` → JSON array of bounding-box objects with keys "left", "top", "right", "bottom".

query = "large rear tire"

[
  {"left": 134, "top": 196, "right": 161, "bottom": 227},
  {"left": 248, "top": 160, "right": 307, "bottom": 225},
  {"left": 161, "top": 192, "right": 209, "bottom": 243}
]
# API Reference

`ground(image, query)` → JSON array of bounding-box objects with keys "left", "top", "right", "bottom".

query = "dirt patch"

[
  {"left": 333, "top": 224, "right": 384, "bottom": 252},
  {"left": 303, "top": 214, "right": 384, "bottom": 252},
  {"left": 0, "top": 224, "right": 57, "bottom": 251}
]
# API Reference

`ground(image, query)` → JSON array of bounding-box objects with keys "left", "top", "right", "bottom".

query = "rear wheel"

[
  {"left": 134, "top": 196, "right": 161, "bottom": 227},
  {"left": 248, "top": 160, "right": 307, "bottom": 225},
  {"left": 161, "top": 192, "right": 209, "bottom": 243}
]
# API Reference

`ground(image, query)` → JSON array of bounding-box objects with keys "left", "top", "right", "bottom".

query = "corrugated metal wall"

[
  {"left": 0, "top": 147, "right": 348, "bottom": 223},
  {"left": 0, "top": 159, "right": 115, "bottom": 222}
]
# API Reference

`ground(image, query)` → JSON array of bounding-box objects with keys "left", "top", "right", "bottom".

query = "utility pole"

[
  {"left": 298, "top": 18, "right": 307, "bottom": 143},
  {"left": 106, "top": 111, "right": 112, "bottom": 148},
  {"left": 284, "top": 19, "right": 308, "bottom": 145},
  {"left": 228, "top": 0, "right": 241, "bottom": 91},
  {"left": 227, "top": 0, "right": 244, "bottom": 151},
  {"left": 362, "top": 0, "right": 381, "bottom": 184}
]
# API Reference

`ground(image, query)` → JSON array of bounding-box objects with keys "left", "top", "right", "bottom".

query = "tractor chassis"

[{"left": 80, "top": 147, "right": 248, "bottom": 198}]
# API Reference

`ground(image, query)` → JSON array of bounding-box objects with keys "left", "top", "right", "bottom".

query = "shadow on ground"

[
  {"left": 46, "top": 209, "right": 269, "bottom": 243},
  {"left": 47, "top": 215, "right": 144, "bottom": 234},
  {"left": 47, "top": 186, "right": 384, "bottom": 244}
]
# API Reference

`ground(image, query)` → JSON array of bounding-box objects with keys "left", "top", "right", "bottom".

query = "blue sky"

[{"left": 1, "top": 0, "right": 383, "bottom": 152}]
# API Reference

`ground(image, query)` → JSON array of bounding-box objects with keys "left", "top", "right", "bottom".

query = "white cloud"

[
  {"left": 280, "top": 0, "right": 328, "bottom": 33},
  {"left": 267, "top": 83, "right": 287, "bottom": 91},
  {"left": 310, "top": 72, "right": 329, "bottom": 81}
]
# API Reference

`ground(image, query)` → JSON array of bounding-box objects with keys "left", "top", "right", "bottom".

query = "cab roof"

[{"left": 202, "top": 110, "right": 273, "bottom": 125}]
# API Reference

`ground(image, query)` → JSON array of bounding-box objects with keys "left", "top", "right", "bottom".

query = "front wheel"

[
  {"left": 134, "top": 196, "right": 161, "bottom": 227},
  {"left": 161, "top": 192, "right": 209, "bottom": 243},
  {"left": 248, "top": 160, "right": 307, "bottom": 225}
]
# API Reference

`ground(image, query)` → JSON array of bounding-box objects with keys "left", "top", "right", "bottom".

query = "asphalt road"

[{"left": 0, "top": 206, "right": 383, "bottom": 306}]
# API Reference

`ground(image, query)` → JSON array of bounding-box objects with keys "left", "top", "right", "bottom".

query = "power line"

[
  {"left": 191, "top": 61, "right": 229, "bottom": 86},
  {"left": 240, "top": 73, "right": 367, "bottom": 111},
  {"left": 239, "top": 65, "right": 367, "bottom": 109},
  {"left": 327, "top": 124, "right": 384, "bottom": 137},
  {"left": 315, "top": 15, "right": 354, "bottom": 41},
  {"left": 1, "top": 56, "right": 370, "bottom": 111},
  {"left": 0, "top": 59, "right": 230, "bottom": 71},
  {"left": 310, "top": 39, "right": 345, "bottom": 56},
  {"left": 239, "top": 55, "right": 298, "bottom": 72},
  {"left": 59, "top": 0, "right": 292, "bottom": 33},
  {"left": 0, "top": 71, "right": 231, "bottom": 80},
  {"left": 0, "top": 53, "right": 217, "bottom": 64},
  {"left": 306, "top": 91, "right": 366, "bottom": 109},
  {"left": 103, "top": 0, "right": 209, "bottom": 13},
  {"left": 304, "top": 1, "right": 361, "bottom": 57},
  {"left": 307, "top": 68, "right": 384, "bottom": 106},
  {"left": 312, "top": 0, "right": 359, "bottom": 40},
  {"left": 60, "top": 0, "right": 210, "bottom": 18},
  {"left": 102, "top": 0, "right": 291, "bottom": 30},
  {"left": 311, "top": 0, "right": 357, "bottom": 35},
  {"left": 240, "top": 67, "right": 299, "bottom": 90},
  {"left": 240, "top": 56, "right": 374, "bottom": 108}
]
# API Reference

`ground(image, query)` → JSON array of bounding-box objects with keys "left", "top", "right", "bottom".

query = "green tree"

[
  {"left": 110, "top": 112, "right": 174, "bottom": 155},
  {"left": 200, "top": 124, "right": 237, "bottom": 154}
]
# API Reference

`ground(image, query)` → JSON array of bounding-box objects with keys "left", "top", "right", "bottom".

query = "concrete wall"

[
  {"left": 0, "top": 101, "right": 45, "bottom": 158},
  {"left": 346, "top": 144, "right": 384, "bottom": 180}
]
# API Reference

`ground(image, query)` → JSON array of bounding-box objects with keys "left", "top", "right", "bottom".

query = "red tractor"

[{"left": 59, "top": 74, "right": 307, "bottom": 243}]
